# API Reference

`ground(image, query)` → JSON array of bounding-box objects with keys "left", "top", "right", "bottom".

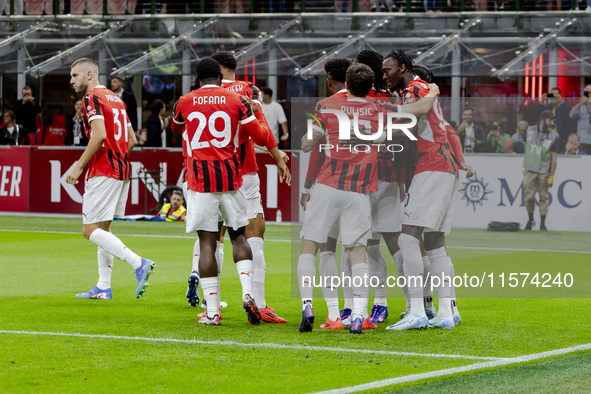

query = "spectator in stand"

[
  {"left": 158, "top": 190, "right": 187, "bottom": 221},
  {"left": 560, "top": 133, "right": 588, "bottom": 155},
  {"left": 501, "top": 137, "right": 516, "bottom": 154},
  {"left": 0, "top": 110, "right": 29, "bottom": 146},
  {"left": 260, "top": 87, "right": 289, "bottom": 146},
  {"left": 137, "top": 127, "right": 148, "bottom": 147},
  {"left": 65, "top": 100, "right": 88, "bottom": 146},
  {"left": 14, "top": 86, "right": 41, "bottom": 135},
  {"left": 569, "top": 85, "right": 591, "bottom": 154},
  {"left": 456, "top": 108, "right": 486, "bottom": 153},
  {"left": 146, "top": 99, "right": 171, "bottom": 147},
  {"left": 512, "top": 120, "right": 529, "bottom": 154},
  {"left": 110, "top": 76, "right": 138, "bottom": 132},
  {"left": 534, "top": 87, "right": 572, "bottom": 150},
  {"left": 486, "top": 120, "right": 510, "bottom": 153}
]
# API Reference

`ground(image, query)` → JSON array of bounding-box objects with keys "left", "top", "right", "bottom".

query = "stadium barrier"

[
  {"left": 297, "top": 152, "right": 591, "bottom": 232},
  {"left": 0, "top": 146, "right": 294, "bottom": 222},
  {"left": 2, "top": 147, "right": 588, "bottom": 231}
]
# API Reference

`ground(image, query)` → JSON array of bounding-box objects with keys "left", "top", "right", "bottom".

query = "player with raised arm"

[
  {"left": 300, "top": 58, "right": 351, "bottom": 330},
  {"left": 66, "top": 58, "right": 155, "bottom": 300},
  {"left": 382, "top": 51, "right": 466, "bottom": 330},
  {"left": 172, "top": 58, "right": 289, "bottom": 326}
]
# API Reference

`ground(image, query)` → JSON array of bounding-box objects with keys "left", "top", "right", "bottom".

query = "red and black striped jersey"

[
  {"left": 220, "top": 79, "right": 276, "bottom": 176},
  {"left": 313, "top": 95, "right": 379, "bottom": 194},
  {"left": 403, "top": 77, "right": 458, "bottom": 174},
  {"left": 305, "top": 90, "right": 347, "bottom": 183},
  {"left": 82, "top": 85, "right": 132, "bottom": 181},
  {"left": 173, "top": 85, "right": 268, "bottom": 193}
]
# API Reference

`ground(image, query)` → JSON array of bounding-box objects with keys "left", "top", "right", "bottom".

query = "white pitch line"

[
  {"left": 0, "top": 330, "right": 501, "bottom": 361},
  {"left": 317, "top": 342, "right": 591, "bottom": 394},
  {"left": 1, "top": 228, "right": 590, "bottom": 254}
]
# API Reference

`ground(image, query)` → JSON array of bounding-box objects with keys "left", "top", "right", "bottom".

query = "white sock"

[
  {"left": 448, "top": 255, "right": 458, "bottom": 314},
  {"left": 351, "top": 263, "right": 369, "bottom": 320},
  {"left": 298, "top": 253, "right": 316, "bottom": 307},
  {"left": 192, "top": 239, "right": 200, "bottom": 273},
  {"left": 89, "top": 228, "right": 142, "bottom": 269},
  {"left": 201, "top": 276, "right": 220, "bottom": 318},
  {"left": 422, "top": 255, "right": 434, "bottom": 309},
  {"left": 319, "top": 251, "right": 339, "bottom": 321},
  {"left": 248, "top": 237, "right": 267, "bottom": 309},
  {"left": 393, "top": 250, "right": 410, "bottom": 313},
  {"left": 235, "top": 260, "right": 254, "bottom": 300},
  {"left": 215, "top": 240, "right": 224, "bottom": 273},
  {"left": 96, "top": 246, "right": 114, "bottom": 290},
  {"left": 341, "top": 247, "right": 353, "bottom": 310},
  {"left": 427, "top": 247, "right": 453, "bottom": 318},
  {"left": 368, "top": 244, "right": 388, "bottom": 306},
  {"left": 398, "top": 234, "right": 425, "bottom": 316}
]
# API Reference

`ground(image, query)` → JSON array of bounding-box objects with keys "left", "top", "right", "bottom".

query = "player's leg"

[
  {"left": 78, "top": 177, "right": 154, "bottom": 299},
  {"left": 217, "top": 187, "right": 261, "bottom": 324},
  {"left": 298, "top": 183, "right": 339, "bottom": 332},
  {"left": 367, "top": 238, "right": 389, "bottom": 323},
  {"left": 424, "top": 231, "right": 454, "bottom": 329},
  {"left": 339, "top": 239, "right": 354, "bottom": 326},
  {"left": 340, "top": 191, "right": 375, "bottom": 334},
  {"left": 244, "top": 173, "right": 287, "bottom": 323},
  {"left": 425, "top": 172, "right": 460, "bottom": 329},
  {"left": 318, "top": 232, "right": 341, "bottom": 328},
  {"left": 298, "top": 239, "right": 320, "bottom": 332}
]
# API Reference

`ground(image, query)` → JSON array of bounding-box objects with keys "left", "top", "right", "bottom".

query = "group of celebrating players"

[{"left": 66, "top": 46, "right": 473, "bottom": 334}]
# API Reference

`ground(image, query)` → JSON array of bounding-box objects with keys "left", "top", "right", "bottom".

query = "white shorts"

[
  {"left": 241, "top": 172, "right": 264, "bottom": 220},
  {"left": 403, "top": 171, "right": 459, "bottom": 235},
  {"left": 185, "top": 188, "right": 249, "bottom": 233},
  {"left": 301, "top": 183, "right": 371, "bottom": 248},
  {"left": 370, "top": 180, "right": 402, "bottom": 233},
  {"left": 82, "top": 176, "right": 129, "bottom": 224}
]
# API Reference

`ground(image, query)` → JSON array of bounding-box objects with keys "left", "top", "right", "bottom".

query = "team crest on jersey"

[{"left": 459, "top": 172, "right": 493, "bottom": 211}]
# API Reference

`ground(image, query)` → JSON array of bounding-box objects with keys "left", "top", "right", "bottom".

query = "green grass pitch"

[{"left": 1, "top": 216, "right": 590, "bottom": 392}]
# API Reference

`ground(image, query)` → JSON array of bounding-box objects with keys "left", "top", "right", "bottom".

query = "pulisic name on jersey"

[{"left": 193, "top": 96, "right": 227, "bottom": 105}]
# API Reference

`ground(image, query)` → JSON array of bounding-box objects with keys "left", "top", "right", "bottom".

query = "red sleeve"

[
  {"left": 241, "top": 117, "right": 268, "bottom": 146},
  {"left": 447, "top": 126, "right": 465, "bottom": 165},
  {"left": 172, "top": 99, "right": 184, "bottom": 135},
  {"left": 255, "top": 110, "right": 277, "bottom": 150},
  {"left": 83, "top": 93, "right": 104, "bottom": 124},
  {"left": 403, "top": 81, "right": 427, "bottom": 104},
  {"left": 306, "top": 144, "right": 325, "bottom": 182}
]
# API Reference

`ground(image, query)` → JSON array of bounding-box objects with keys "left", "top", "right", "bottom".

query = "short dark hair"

[
  {"left": 346, "top": 64, "right": 374, "bottom": 98},
  {"left": 151, "top": 99, "right": 165, "bottom": 115},
  {"left": 22, "top": 86, "right": 32, "bottom": 91},
  {"left": 195, "top": 57, "right": 221, "bottom": 80},
  {"left": 413, "top": 64, "right": 434, "bottom": 84},
  {"left": 354, "top": 50, "right": 385, "bottom": 91},
  {"left": 211, "top": 51, "right": 237, "bottom": 71},
  {"left": 261, "top": 87, "right": 273, "bottom": 97},
  {"left": 324, "top": 58, "right": 352, "bottom": 83},
  {"left": 110, "top": 76, "right": 123, "bottom": 82},
  {"left": 384, "top": 50, "right": 414, "bottom": 74},
  {"left": 463, "top": 107, "right": 474, "bottom": 113},
  {"left": 551, "top": 87, "right": 561, "bottom": 95}
]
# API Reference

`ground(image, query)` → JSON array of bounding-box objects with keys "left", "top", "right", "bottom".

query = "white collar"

[
  {"left": 201, "top": 84, "right": 219, "bottom": 88},
  {"left": 337, "top": 89, "right": 347, "bottom": 94},
  {"left": 222, "top": 79, "right": 235, "bottom": 84}
]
